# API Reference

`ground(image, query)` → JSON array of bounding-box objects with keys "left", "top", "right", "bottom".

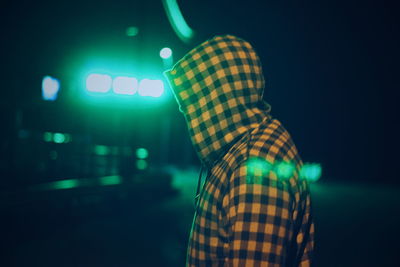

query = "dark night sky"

[{"left": 1, "top": 0, "right": 398, "bottom": 183}]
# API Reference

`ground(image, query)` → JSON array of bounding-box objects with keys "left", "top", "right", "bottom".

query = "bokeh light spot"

[
  {"left": 136, "top": 148, "right": 149, "bottom": 159},
  {"left": 136, "top": 159, "right": 148, "bottom": 170},
  {"left": 86, "top": 73, "right": 112, "bottom": 93},
  {"left": 160, "top": 47, "right": 172, "bottom": 59},
  {"left": 42, "top": 76, "right": 60, "bottom": 101},
  {"left": 246, "top": 158, "right": 272, "bottom": 182},
  {"left": 276, "top": 161, "right": 295, "bottom": 179},
  {"left": 112, "top": 76, "right": 138, "bottom": 95},
  {"left": 126, "top": 26, "right": 139, "bottom": 37},
  {"left": 94, "top": 145, "right": 110, "bottom": 156},
  {"left": 300, "top": 163, "right": 322, "bottom": 182},
  {"left": 138, "top": 79, "right": 164, "bottom": 98},
  {"left": 53, "top": 133, "right": 66, "bottom": 144}
]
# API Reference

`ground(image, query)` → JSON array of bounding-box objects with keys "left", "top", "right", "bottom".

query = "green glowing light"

[
  {"left": 162, "top": 0, "right": 195, "bottom": 43},
  {"left": 86, "top": 73, "right": 112, "bottom": 93},
  {"left": 160, "top": 47, "right": 172, "bottom": 59},
  {"left": 275, "top": 161, "right": 295, "bottom": 179},
  {"left": 136, "top": 148, "right": 149, "bottom": 159},
  {"left": 51, "top": 179, "right": 79, "bottom": 190},
  {"left": 43, "top": 132, "right": 53, "bottom": 142},
  {"left": 246, "top": 158, "right": 272, "bottom": 178},
  {"left": 138, "top": 79, "right": 164, "bottom": 97},
  {"left": 300, "top": 163, "right": 322, "bottom": 182},
  {"left": 136, "top": 159, "right": 148, "bottom": 170},
  {"left": 126, "top": 26, "right": 139, "bottom": 37},
  {"left": 53, "top": 133, "right": 66, "bottom": 144},
  {"left": 94, "top": 145, "right": 110, "bottom": 156},
  {"left": 99, "top": 176, "right": 121, "bottom": 186},
  {"left": 42, "top": 76, "right": 60, "bottom": 101},
  {"left": 112, "top": 76, "right": 138, "bottom": 95}
]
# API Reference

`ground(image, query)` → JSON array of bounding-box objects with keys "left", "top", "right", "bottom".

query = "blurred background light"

[
  {"left": 246, "top": 158, "right": 272, "bottom": 177},
  {"left": 43, "top": 132, "right": 53, "bottom": 142},
  {"left": 99, "top": 176, "right": 121, "bottom": 186},
  {"left": 160, "top": 47, "right": 172, "bottom": 59},
  {"left": 136, "top": 148, "right": 149, "bottom": 159},
  {"left": 43, "top": 132, "right": 71, "bottom": 143},
  {"left": 162, "top": 0, "right": 195, "bottom": 43},
  {"left": 51, "top": 179, "right": 80, "bottom": 190},
  {"left": 42, "top": 76, "right": 60, "bottom": 101},
  {"left": 160, "top": 47, "right": 174, "bottom": 69},
  {"left": 64, "top": 134, "right": 72, "bottom": 143},
  {"left": 301, "top": 163, "right": 322, "bottom": 182},
  {"left": 53, "top": 133, "right": 66, "bottom": 144},
  {"left": 86, "top": 73, "right": 112, "bottom": 93},
  {"left": 94, "top": 145, "right": 110, "bottom": 156},
  {"left": 112, "top": 76, "right": 138, "bottom": 95},
  {"left": 138, "top": 79, "right": 164, "bottom": 97},
  {"left": 276, "top": 161, "right": 295, "bottom": 179},
  {"left": 125, "top": 26, "right": 139, "bottom": 37},
  {"left": 136, "top": 159, "right": 148, "bottom": 170}
]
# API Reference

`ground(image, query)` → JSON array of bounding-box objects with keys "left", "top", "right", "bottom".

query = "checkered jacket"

[{"left": 164, "top": 35, "right": 314, "bottom": 266}]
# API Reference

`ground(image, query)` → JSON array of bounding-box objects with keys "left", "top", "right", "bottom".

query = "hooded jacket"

[{"left": 164, "top": 35, "right": 314, "bottom": 266}]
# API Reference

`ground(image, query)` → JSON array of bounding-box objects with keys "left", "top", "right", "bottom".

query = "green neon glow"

[
  {"left": 162, "top": 0, "right": 195, "bottom": 43},
  {"left": 300, "top": 163, "right": 322, "bottom": 182},
  {"left": 53, "top": 133, "right": 66, "bottom": 144},
  {"left": 136, "top": 159, "right": 148, "bottom": 170},
  {"left": 136, "top": 148, "right": 149, "bottom": 159},
  {"left": 43, "top": 132, "right": 53, "bottom": 142},
  {"left": 51, "top": 179, "right": 80, "bottom": 190},
  {"left": 246, "top": 158, "right": 272, "bottom": 177},
  {"left": 68, "top": 46, "right": 172, "bottom": 105},
  {"left": 64, "top": 45, "right": 174, "bottom": 107},
  {"left": 112, "top": 76, "right": 138, "bottom": 95},
  {"left": 86, "top": 73, "right": 112, "bottom": 93},
  {"left": 126, "top": 26, "right": 139, "bottom": 37},
  {"left": 99, "top": 176, "right": 121, "bottom": 186},
  {"left": 138, "top": 79, "right": 164, "bottom": 97},
  {"left": 245, "top": 158, "right": 322, "bottom": 183},
  {"left": 160, "top": 47, "right": 172, "bottom": 59},
  {"left": 94, "top": 145, "right": 110, "bottom": 156},
  {"left": 275, "top": 161, "right": 295, "bottom": 179}
]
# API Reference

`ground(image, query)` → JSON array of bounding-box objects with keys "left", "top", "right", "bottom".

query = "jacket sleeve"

[{"left": 224, "top": 163, "right": 297, "bottom": 266}]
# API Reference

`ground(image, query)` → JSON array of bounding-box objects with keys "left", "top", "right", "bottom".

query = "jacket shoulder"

[
  {"left": 248, "top": 119, "right": 301, "bottom": 164},
  {"left": 216, "top": 119, "right": 301, "bottom": 179}
]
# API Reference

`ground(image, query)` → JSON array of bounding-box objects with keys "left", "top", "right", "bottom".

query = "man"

[{"left": 164, "top": 34, "right": 314, "bottom": 266}]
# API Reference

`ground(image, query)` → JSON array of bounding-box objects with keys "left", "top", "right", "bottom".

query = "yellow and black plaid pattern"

[
  {"left": 164, "top": 35, "right": 314, "bottom": 266},
  {"left": 164, "top": 34, "right": 271, "bottom": 167}
]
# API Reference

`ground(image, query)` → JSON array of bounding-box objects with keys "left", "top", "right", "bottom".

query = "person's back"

[{"left": 164, "top": 34, "right": 314, "bottom": 266}]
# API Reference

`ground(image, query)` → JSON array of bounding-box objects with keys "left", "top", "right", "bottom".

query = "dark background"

[
  {"left": 1, "top": 0, "right": 399, "bottom": 266},
  {"left": 1, "top": 0, "right": 398, "bottom": 183}
]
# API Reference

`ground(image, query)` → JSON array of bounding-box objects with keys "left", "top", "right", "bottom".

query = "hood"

[{"left": 164, "top": 34, "right": 271, "bottom": 167}]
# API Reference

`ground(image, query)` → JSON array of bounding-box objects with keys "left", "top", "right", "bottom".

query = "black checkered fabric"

[{"left": 164, "top": 35, "right": 314, "bottom": 266}]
